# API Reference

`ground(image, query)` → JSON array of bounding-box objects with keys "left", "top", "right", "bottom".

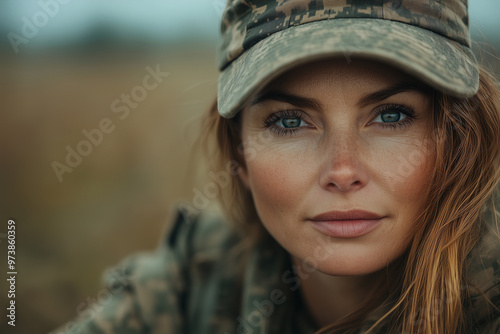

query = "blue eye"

[
  {"left": 373, "top": 111, "right": 407, "bottom": 123},
  {"left": 263, "top": 110, "right": 310, "bottom": 136},
  {"left": 371, "top": 104, "right": 416, "bottom": 129},
  {"left": 279, "top": 117, "right": 304, "bottom": 128}
]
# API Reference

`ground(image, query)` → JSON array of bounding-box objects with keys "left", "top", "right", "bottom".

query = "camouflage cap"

[{"left": 216, "top": 0, "right": 479, "bottom": 119}]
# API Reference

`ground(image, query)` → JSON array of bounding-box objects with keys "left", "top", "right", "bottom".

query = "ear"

[{"left": 237, "top": 165, "right": 250, "bottom": 189}]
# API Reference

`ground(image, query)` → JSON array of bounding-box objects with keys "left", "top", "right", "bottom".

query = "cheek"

[
  {"left": 375, "top": 135, "right": 435, "bottom": 211},
  {"left": 244, "top": 149, "right": 314, "bottom": 221}
]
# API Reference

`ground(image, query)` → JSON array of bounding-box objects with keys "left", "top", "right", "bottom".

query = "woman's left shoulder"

[{"left": 466, "top": 203, "right": 500, "bottom": 331}]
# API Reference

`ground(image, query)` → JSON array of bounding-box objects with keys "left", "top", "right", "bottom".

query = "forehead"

[{"left": 259, "top": 58, "right": 416, "bottom": 95}]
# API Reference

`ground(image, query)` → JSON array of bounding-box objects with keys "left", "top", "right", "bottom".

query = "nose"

[{"left": 319, "top": 135, "right": 368, "bottom": 192}]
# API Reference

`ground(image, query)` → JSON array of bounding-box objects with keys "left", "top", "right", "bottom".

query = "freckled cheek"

[
  {"left": 374, "top": 138, "right": 435, "bottom": 208},
  {"left": 245, "top": 150, "right": 314, "bottom": 220}
]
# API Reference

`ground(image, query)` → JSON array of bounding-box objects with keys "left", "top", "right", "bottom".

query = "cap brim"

[{"left": 218, "top": 18, "right": 479, "bottom": 118}]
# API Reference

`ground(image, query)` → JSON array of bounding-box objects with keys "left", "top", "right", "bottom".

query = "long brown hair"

[{"left": 201, "top": 67, "right": 500, "bottom": 333}]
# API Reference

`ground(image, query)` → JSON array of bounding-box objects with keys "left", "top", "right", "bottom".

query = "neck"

[{"left": 291, "top": 256, "right": 387, "bottom": 328}]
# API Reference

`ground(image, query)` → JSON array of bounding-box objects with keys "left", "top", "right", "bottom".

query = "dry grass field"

[{"left": 0, "top": 45, "right": 219, "bottom": 333}]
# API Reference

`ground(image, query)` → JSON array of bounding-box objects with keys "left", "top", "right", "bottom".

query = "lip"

[{"left": 308, "top": 210, "right": 384, "bottom": 238}]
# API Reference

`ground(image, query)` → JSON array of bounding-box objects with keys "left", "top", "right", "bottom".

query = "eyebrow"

[
  {"left": 250, "top": 91, "right": 322, "bottom": 110},
  {"left": 250, "top": 82, "right": 430, "bottom": 110},
  {"left": 357, "top": 82, "right": 430, "bottom": 108}
]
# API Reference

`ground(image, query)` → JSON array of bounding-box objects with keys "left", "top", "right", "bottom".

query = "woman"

[{"left": 61, "top": 1, "right": 500, "bottom": 333}]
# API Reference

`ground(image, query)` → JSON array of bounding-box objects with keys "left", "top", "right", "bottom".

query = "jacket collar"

[{"left": 240, "top": 234, "right": 317, "bottom": 334}]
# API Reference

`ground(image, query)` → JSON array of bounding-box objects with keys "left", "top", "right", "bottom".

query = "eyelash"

[
  {"left": 262, "top": 104, "right": 417, "bottom": 136},
  {"left": 262, "top": 110, "right": 305, "bottom": 136},
  {"left": 371, "top": 104, "right": 417, "bottom": 130}
]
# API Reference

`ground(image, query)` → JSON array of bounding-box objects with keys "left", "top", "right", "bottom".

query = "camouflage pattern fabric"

[
  {"left": 56, "top": 202, "right": 500, "bottom": 333},
  {"left": 465, "top": 203, "right": 500, "bottom": 332},
  {"left": 54, "top": 209, "right": 318, "bottom": 334},
  {"left": 216, "top": 0, "right": 479, "bottom": 118}
]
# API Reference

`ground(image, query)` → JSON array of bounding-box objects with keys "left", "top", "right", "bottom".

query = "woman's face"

[{"left": 238, "top": 59, "right": 435, "bottom": 276}]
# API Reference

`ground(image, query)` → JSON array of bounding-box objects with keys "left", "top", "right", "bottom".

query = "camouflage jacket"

[{"left": 61, "top": 206, "right": 500, "bottom": 334}]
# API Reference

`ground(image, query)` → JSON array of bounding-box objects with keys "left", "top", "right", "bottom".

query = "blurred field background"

[{"left": 0, "top": 1, "right": 498, "bottom": 333}]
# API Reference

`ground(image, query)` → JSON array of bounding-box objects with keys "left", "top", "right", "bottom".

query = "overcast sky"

[{"left": 1, "top": 0, "right": 498, "bottom": 48}]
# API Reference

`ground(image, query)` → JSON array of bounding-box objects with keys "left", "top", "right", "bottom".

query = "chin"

[
  {"left": 292, "top": 245, "right": 399, "bottom": 277},
  {"left": 314, "top": 261, "right": 388, "bottom": 277}
]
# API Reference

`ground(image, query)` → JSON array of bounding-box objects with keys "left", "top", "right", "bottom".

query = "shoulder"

[
  {"left": 466, "top": 201, "right": 500, "bottom": 331},
  {"left": 59, "top": 206, "right": 240, "bottom": 334},
  {"left": 165, "top": 205, "right": 237, "bottom": 253},
  {"left": 123, "top": 205, "right": 240, "bottom": 296},
  {"left": 106, "top": 206, "right": 236, "bottom": 292}
]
